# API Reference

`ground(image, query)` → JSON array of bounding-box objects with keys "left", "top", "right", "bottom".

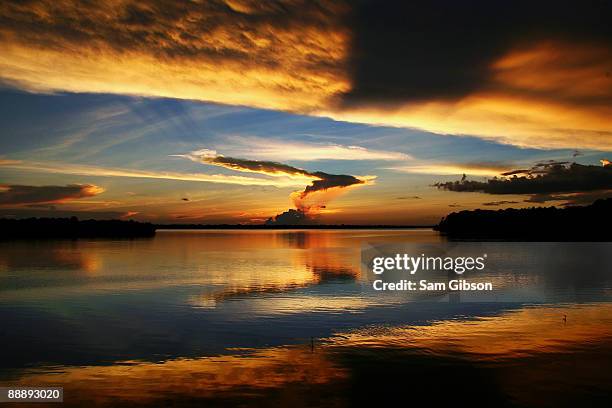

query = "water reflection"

[
  {"left": 1, "top": 230, "right": 611, "bottom": 407},
  {"left": 7, "top": 346, "right": 347, "bottom": 407},
  {"left": 0, "top": 241, "right": 102, "bottom": 274},
  {"left": 4, "top": 303, "right": 612, "bottom": 407},
  {"left": 330, "top": 303, "right": 612, "bottom": 359}
]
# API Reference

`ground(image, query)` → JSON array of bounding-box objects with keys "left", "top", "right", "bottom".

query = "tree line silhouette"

[
  {"left": 0, "top": 217, "right": 156, "bottom": 239},
  {"left": 435, "top": 198, "right": 611, "bottom": 240}
]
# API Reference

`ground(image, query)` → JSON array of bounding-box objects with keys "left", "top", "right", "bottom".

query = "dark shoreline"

[
  {"left": 3, "top": 198, "right": 610, "bottom": 240},
  {"left": 0, "top": 217, "right": 156, "bottom": 239},
  {"left": 435, "top": 198, "right": 611, "bottom": 241},
  {"left": 155, "top": 224, "right": 434, "bottom": 230}
]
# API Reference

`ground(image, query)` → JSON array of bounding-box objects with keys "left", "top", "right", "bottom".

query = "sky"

[{"left": 0, "top": 0, "right": 610, "bottom": 225}]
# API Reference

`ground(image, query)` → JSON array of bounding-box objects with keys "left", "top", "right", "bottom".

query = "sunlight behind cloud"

[
  {"left": 389, "top": 163, "right": 512, "bottom": 177},
  {"left": 0, "top": 2, "right": 610, "bottom": 149}
]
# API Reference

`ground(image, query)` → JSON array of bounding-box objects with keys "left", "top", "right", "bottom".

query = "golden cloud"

[
  {"left": 329, "top": 41, "right": 612, "bottom": 149},
  {"left": 0, "top": 0, "right": 349, "bottom": 112},
  {"left": 0, "top": 1, "right": 610, "bottom": 149}
]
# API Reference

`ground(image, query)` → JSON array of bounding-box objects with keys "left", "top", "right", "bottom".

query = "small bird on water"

[{"left": 563, "top": 314, "right": 567, "bottom": 324}]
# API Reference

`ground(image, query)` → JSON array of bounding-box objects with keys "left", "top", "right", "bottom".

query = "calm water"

[{"left": 1, "top": 230, "right": 611, "bottom": 407}]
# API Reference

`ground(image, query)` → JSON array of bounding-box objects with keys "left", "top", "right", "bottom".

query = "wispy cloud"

[
  {"left": 0, "top": 159, "right": 21, "bottom": 165},
  {"left": 389, "top": 163, "right": 511, "bottom": 177},
  {"left": 214, "top": 137, "right": 410, "bottom": 161},
  {"left": 0, "top": 160, "right": 307, "bottom": 187}
]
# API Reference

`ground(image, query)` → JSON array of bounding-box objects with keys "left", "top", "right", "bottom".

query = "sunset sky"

[{"left": 0, "top": 0, "right": 611, "bottom": 224}]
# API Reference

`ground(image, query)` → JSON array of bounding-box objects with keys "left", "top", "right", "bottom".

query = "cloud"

[
  {"left": 179, "top": 148, "right": 370, "bottom": 196},
  {"left": 0, "top": 160, "right": 307, "bottom": 187},
  {"left": 0, "top": 1, "right": 610, "bottom": 149},
  {"left": 0, "top": 0, "right": 349, "bottom": 112},
  {"left": 0, "top": 184, "right": 104, "bottom": 206},
  {"left": 390, "top": 162, "right": 512, "bottom": 176},
  {"left": 175, "top": 149, "right": 319, "bottom": 182},
  {"left": 178, "top": 148, "right": 372, "bottom": 219},
  {"left": 334, "top": 2, "right": 612, "bottom": 149},
  {"left": 264, "top": 208, "right": 313, "bottom": 226},
  {"left": 482, "top": 200, "right": 520, "bottom": 206},
  {"left": 345, "top": 2, "right": 611, "bottom": 103},
  {"left": 524, "top": 191, "right": 612, "bottom": 206},
  {"left": 302, "top": 172, "right": 363, "bottom": 195},
  {"left": 0, "top": 159, "right": 21, "bottom": 165},
  {"left": 215, "top": 137, "right": 410, "bottom": 161},
  {"left": 176, "top": 149, "right": 371, "bottom": 199},
  {"left": 327, "top": 82, "right": 612, "bottom": 150},
  {"left": 434, "top": 162, "right": 612, "bottom": 202}
]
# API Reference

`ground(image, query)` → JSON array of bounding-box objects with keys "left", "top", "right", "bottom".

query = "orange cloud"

[
  {"left": 0, "top": 2, "right": 610, "bottom": 149},
  {"left": 0, "top": 0, "right": 349, "bottom": 112},
  {"left": 0, "top": 183, "right": 104, "bottom": 206}
]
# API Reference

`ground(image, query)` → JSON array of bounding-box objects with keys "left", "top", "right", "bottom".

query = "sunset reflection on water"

[
  {"left": 6, "top": 303, "right": 612, "bottom": 407},
  {"left": 1, "top": 230, "right": 611, "bottom": 407}
]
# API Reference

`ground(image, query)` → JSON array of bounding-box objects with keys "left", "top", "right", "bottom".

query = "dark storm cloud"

[
  {"left": 343, "top": 0, "right": 612, "bottom": 104},
  {"left": 0, "top": 184, "right": 103, "bottom": 205},
  {"left": 1, "top": 1, "right": 610, "bottom": 148},
  {"left": 524, "top": 191, "right": 612, "bottom": 205},
  {"left": 207, "top": 155, "right": 313, "bottom": 179},
  {"left": 302, "top": 172, "right": 363, "bottom": 195},
  {"left": 434, "top": 162, "right": 612, "bottom": 195}
]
